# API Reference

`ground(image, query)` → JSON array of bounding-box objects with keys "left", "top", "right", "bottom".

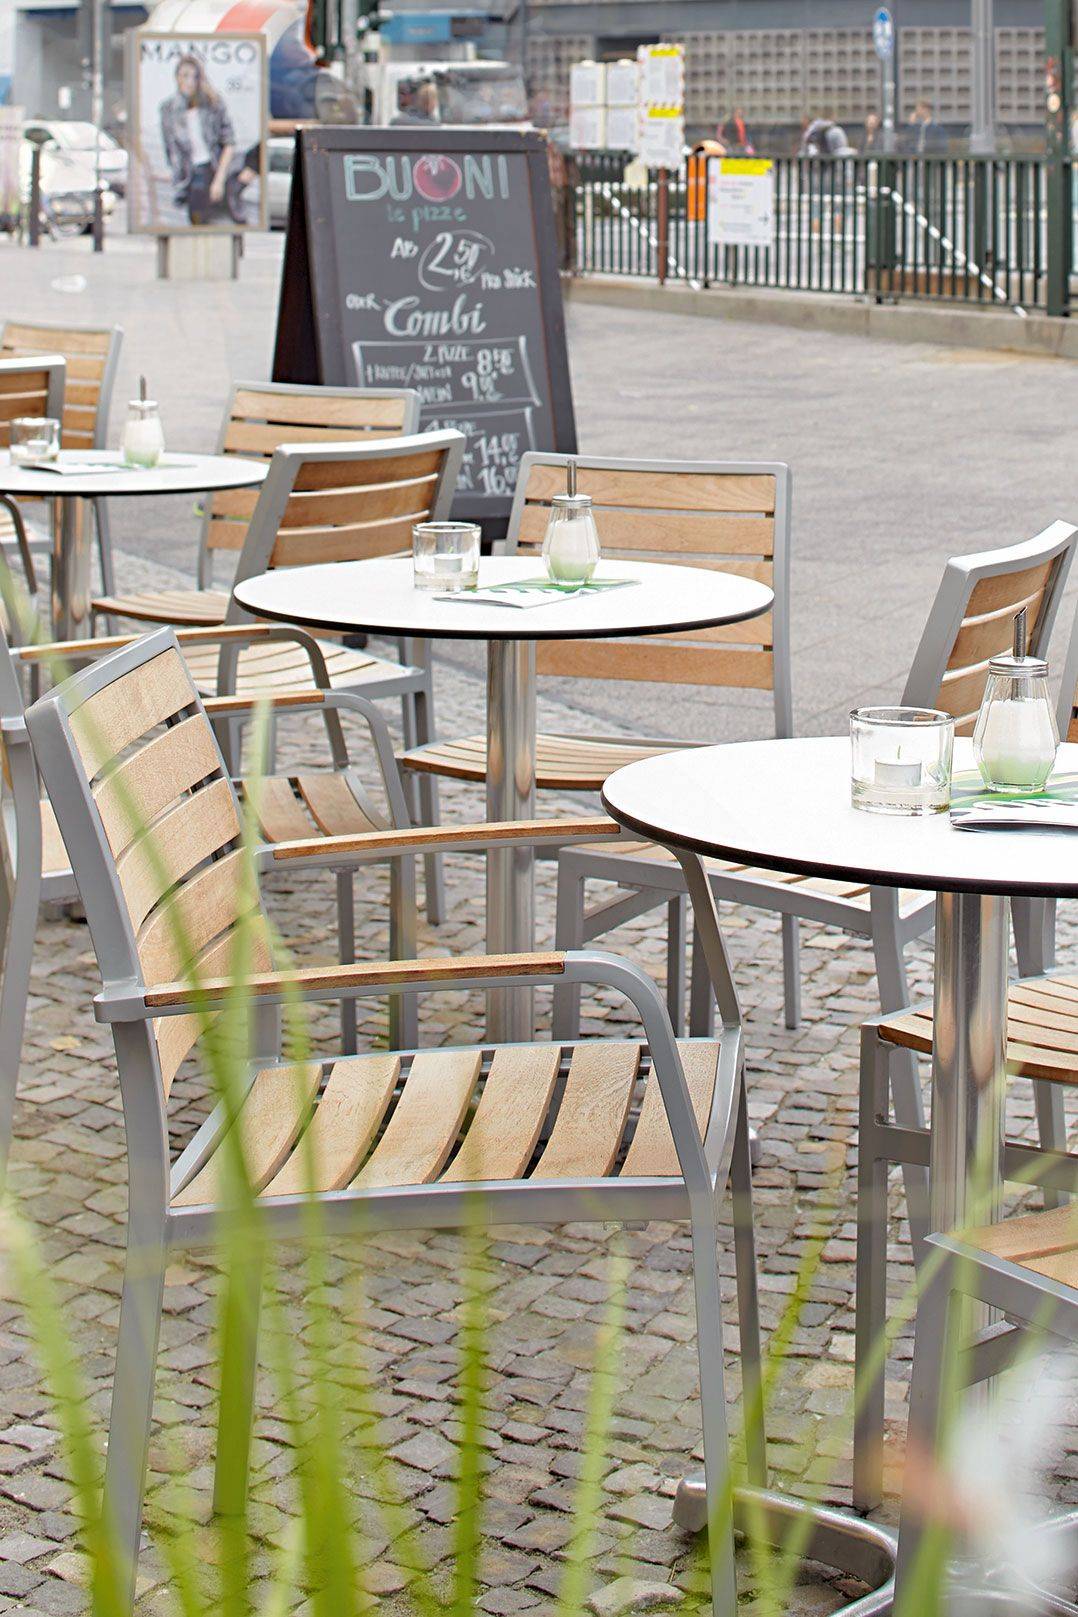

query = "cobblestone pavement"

[{"left": 0, "top": 602, "right": 1075, "bottom": 1617}]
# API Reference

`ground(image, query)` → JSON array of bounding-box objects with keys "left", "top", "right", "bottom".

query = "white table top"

[
  {"left": 0, "top": 450, "right": 267, "bottom": 498},
  {"left": 601, "top": 735, "right": 1078, "bottom": 899},
  {"left": 232, "top": 556, "right": 774, "bottom": 643}
]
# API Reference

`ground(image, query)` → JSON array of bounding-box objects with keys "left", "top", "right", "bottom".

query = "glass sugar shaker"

[
  {"left": 542, "top": 459, "right": 601, "bottom": 588},
  {"left": 121, "top": 376, "right": 165, "bottom": 469},
  {"left": 973, "top": 607, "right": 1059, "bottom": 794}
]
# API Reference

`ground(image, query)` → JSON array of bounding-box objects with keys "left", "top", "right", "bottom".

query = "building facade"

[
  {"left": 525, "top": 0, "right": 1051, "bottom": 137},
  {"left": 3, "top": 0, "right": 146, "bottom": 120}
]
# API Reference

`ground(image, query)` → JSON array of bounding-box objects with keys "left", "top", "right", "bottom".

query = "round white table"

[
  {"left": 602, "top": 733, "right": 1078, "bottom": 1613},
  {"left": 234, "top": 554, "right": 774, "bottom": 1041},
  {"left": 0, "top": 450, "right": 267, "bottom": 641}
]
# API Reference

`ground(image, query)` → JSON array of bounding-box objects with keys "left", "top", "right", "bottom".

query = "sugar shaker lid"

[
  {"left": 551, "top": 492, "right": 593, "bottom": 510},
  {"left": 988, "top": 607, "right": 1048, "bottom": 678}
]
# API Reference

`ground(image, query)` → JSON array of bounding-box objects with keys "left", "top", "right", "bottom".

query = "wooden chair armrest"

[
  {"left": 269, "top": 816, "right": 623, "bottom": 866},
  {"left": 205, "top": 691, "right": 326, "bottom": 716},
  {"left": 16, "top": 622, "right": 279, "bottom": 663},
  {"left": 95, "top": 951, "right": 567, "bottom": 1019}
]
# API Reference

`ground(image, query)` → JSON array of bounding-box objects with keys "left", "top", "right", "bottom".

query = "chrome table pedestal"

[
  {"left": 673, "top": 883, "right": 1013, "bottom": 1615},
  {"left": 485, "top": 639, "right": 537, "bottom": 1043}
]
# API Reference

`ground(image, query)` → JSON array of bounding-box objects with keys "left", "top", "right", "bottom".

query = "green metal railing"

[{"left": 567, "top": 154, "right": 1072, "bottom": 315}]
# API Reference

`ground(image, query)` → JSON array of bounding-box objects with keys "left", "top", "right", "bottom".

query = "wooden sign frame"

[{"left": 273, "top": 126, "right": 577, "bottom": 537}]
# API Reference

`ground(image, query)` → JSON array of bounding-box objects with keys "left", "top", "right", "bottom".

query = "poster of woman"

[{"left": 128, "top": 31, "right": 267, "bottom": 233}]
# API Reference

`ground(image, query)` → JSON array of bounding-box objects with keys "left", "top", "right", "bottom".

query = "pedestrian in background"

[
  {"left": 905, "top": 101, "right": 947, "bottom": 153},
  {"left": 862, "top": 112, "right": 883, "bottom": 152},
  {"left": 800, "top": 115, "right": 855, "bottom": 157},
  {"left": 719, "top": 108, "right": 754, "bottom": 154}
]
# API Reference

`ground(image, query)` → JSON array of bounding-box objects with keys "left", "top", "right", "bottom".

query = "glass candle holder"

[
  {"left": 851, "top": 707, "right": 955, "bottom": 816},
  {"left": 10, "top": 417, "right": 60, "bottom": 465},
  {"left": 121, "top": 400, "right": 165, "bottom": 469},
  {"left": 412, "top": 521, "right": 480, "bottom": 592}
]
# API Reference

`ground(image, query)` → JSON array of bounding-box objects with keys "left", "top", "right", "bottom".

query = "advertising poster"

[{"left": 128, "top": 30, "right": 267, "bottom": 233}]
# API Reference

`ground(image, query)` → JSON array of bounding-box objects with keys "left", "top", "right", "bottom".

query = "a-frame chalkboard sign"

[{"left": 273, "top": 126, "right": 577, "bottom": 540}]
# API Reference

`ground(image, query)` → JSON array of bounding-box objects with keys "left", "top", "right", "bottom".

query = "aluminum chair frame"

[
  {"left": 894, "top": 1222, "right": 1078, "bottom": 1607},
  {"left": 0, "top": 622, "right": 420, "bottom": 1185},
  {"left": 0, "top": 354, "right": 67, "bottom": 601},
  {"left": 854, "top": 559, "right": 1078, "bottom": 1514},
  {"left": 26, "top": 626, "right": 764, "bottom": 1617},
  {"left": 0, "top": 318, "right": 123, "bottom": 598},
  {"left": 219, "top": 429, "right": 466, "bottom": 925},
  {"left": 555, "top": 519, "right": 1077, "bottom": 1049}
]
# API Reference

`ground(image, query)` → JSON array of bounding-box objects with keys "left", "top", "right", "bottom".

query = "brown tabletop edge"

[
  {"left": 232, "top": 574, "right": 776, "bottom": 644},
  {"left": 598, "top": 783, "right": 1078, "bottom": 900}
]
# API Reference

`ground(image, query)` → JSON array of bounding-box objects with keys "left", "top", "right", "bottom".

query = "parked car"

[
  {"left": 19, "top": 139, "right": 119, "bottom": 237},
  {"left": 267, "top": 135, "right": 295, "bottom": 229},
  {"left": 21, "top": 120, "right": 129, "bottom": 196}
]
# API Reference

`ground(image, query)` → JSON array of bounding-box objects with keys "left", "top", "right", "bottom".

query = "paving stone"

[{"left": 587, "top": 1576, "right": 685, "bottom": 1616}]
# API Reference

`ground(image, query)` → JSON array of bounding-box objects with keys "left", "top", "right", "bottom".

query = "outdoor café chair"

[
  {"left": 91, "top": 380, "right": 421, "bottom": 629},
  {"left": 397, "top": 453, "right": 810, "bottom": 1016},
  {"left": 198, "top": 430, "right": 465, "bottom": 923},
  {"left": 0, "top": 621, "right": 420, "bottom": 1184},
  {"left": 894, "top": 1202, "right": 1078, "bottom": 1604},
  {"left": 0, "top": 353, "right": 67, "bottom": 600},
  {"left": 855, "top": 565, "right": 1078, "bottom": 1513},
  {"left": 0, "top": 319, "right": 123, "bottom": 598},
  {"left": 25, "top": 625, "right": 763, "bottom": 1617},
  {"left": 554, "top": 517, "right": 1076, "bottom": 1074}
]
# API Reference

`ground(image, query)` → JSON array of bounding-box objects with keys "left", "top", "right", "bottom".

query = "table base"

[
  {"left": 674, "top": 1481, "right": 898, "bottom": 1614},
  {"left": 485, "top": 639, "right": 537, "bottom": 1043}
]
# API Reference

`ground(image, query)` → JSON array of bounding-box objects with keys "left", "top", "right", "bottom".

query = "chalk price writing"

[
  {"left": 419, "top": 229, "right": 495, "bottom": 291},
  {"left": 461, "top": 345, "right": 517, "bottom": 403}
]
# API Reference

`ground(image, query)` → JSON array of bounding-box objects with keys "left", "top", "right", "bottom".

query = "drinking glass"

[
  {"left": 851, "top": 706, "right": 955, "bottom": 815},
  {"left": 413, "top": 522, "right": 480, "bottom": 592},
  {"left": 10, "top": 417, "right": 60, "bottom": 465}
]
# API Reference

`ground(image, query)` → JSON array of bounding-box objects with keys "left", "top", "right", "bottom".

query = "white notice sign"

[
  {"left": 569, "top": 104, "right": 605, "bottom": 151},
  {"left": 605, "top": 104, "right": 639, "bottom": 151},
  {"left": 637, "top": 43, "right": 684, "bottom": 108},
  {"left": 638, "top": 108, "right": 684, "bottom": 169},
  {"left": 707, "top": 158, "right": 775, "bottom": 248},
  {"left": 605, "top": 59, "right": 638, "bottom": 107},
  {"left": 570, "top": 60, "right": 605, "bottom": 109}
]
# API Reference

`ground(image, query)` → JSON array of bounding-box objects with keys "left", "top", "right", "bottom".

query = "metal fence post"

[
  {"left": 1045, "top": 0, "right": 1072, "bottom": 317},
  {"left": 656, "top": 166, "right": 669, "bottom": 286}
]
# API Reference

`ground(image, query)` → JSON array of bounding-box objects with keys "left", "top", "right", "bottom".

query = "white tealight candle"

[
  {"left": 978, "top": 699, "right": 1058, "bottom": 789},
  {"left": 875, "top": 757, "right": 922, "bottom": 787}
]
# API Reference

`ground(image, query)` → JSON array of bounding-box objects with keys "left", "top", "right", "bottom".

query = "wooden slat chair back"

[
  {"left": 0, "top": 354, "right": 66, "bottom": 446},
  {"left": 0, "top": 320, "right": 120, "bottom": 451},
  {"left": 198, "top": 383, "right": 422, "bottom": 587},
  {"left": 46, "top": 639, "right": 269, "bottom": 1099},
  {"left": 26, "top": 625, "right": 759, "bottom": 1617},
  {"left": 226, "top": 430, "right": 466, "bottom": 604},
  {"left": 902, "top": 521, "right": 1078, "bottom": 736},
  {"left": 510, "top": 455, "right": 793, "bottom": 735}
]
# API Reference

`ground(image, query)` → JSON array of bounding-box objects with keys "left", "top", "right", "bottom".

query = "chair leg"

[
  {"left": 389, "top": 853, "right": 419, "bottom": 1051},
  {"left": 780, "top": 913, "right": 801, "bottom": 1030},
  {"left": 552, "top": 860, "right": 586, "bottom": 1040},
  {"left": 689, "top": 922, "right": 716, "bottom": 1038},
  {"left": 730, "top": 1076, "right": 766, "bottom": 1488},
  {"left": 407, "top": 647, "right": 444, "bottom": 927},
  {"left": 854, "top": 1024, "right": 891, "bottom": 1514},
  {"left": 689, "top": 1204, "right": 739, "bottom": 1615},
  {"left": 213, "top": 1248, "right": 264, "bottom": 1518},
  {"left": 870, "top": 892, "right": 929, "bottom": 1257},
  {"left": 666, "top": 895, "right": 687, "bottom": 1037},
  {"left": 1014, "top": 897, "right": 1068, "bottom": 1210},
  {"left": 894, "top": 1261, "right": 959, "bottom": 1609},
  {"left": 92, "top": 497, "right": 116, "bottom": 635},
  {"left": 0, "top": 860, "right": 39, "bottom": 1189},
  {"left": 96, "top": 1236, "right": 166, "bottom": 1616},
  {"left": 336, "top": 870, "right": 357, "bottom": 1056}
]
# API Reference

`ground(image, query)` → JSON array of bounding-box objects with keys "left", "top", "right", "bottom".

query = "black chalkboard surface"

[{"left": 272, "top": 126, "right": 576, "bottom": 539}]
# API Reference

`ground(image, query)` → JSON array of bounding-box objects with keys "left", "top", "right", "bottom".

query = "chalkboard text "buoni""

[
  {"left": 343, "top": 154, "right": 511, "bottom": 205},
  {"left": 384, "top": 294, "right": 487, "bottom": 338}
]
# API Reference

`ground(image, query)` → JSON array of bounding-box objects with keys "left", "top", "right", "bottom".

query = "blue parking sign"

[{"left": 873, "top": 7, "right": 894, "bottom": 59}]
